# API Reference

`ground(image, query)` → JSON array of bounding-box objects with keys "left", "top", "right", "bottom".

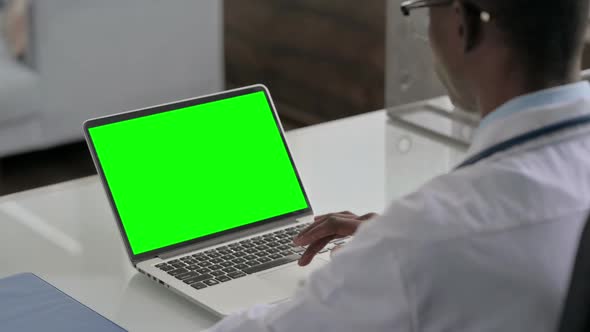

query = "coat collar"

[{"left": 465, "top": 82, "right": 590, "bottom": 161}]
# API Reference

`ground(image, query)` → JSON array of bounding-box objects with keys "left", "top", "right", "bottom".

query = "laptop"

[{"left": 83, "top": 85, "right": 345, "bottom": 316}]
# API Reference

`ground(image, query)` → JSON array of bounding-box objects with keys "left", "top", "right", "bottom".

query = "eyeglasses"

[
  {"left": 400, "top": 0, "right": 492, "bottom": 23},
  {"left": 401, "top": 0, "right": 452, "bottom": 16}
]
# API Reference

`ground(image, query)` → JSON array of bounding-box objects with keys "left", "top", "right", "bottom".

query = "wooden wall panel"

[{"left": 224, "top": 0, "right": 386, "bottom": 126}]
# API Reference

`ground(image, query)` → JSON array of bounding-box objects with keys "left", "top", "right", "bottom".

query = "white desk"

[{"left": 0, "top": 100, "right": 463, "bottom": 331}]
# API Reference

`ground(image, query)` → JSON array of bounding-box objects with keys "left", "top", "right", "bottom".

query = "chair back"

[{"left": 557, "top": 213, "right": 590, "bottom": 332}]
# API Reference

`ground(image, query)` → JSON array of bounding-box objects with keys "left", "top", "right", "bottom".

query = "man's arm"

[{"left": 206, "top": 216, "right": 414, "bottom": 332}]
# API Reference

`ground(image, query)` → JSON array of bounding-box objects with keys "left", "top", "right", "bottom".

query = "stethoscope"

[{"left": 456, "top": 114, "right": 590, "bottom": 169}]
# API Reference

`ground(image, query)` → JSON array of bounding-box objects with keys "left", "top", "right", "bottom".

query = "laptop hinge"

[{"left": 158, "top": 215, "right": 309, "bottom": 260}]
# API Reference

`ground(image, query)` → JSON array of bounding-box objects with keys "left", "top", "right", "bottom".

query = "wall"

[
  {"left": 225, "top": 0, "right": 386, "bottom": 127},
  {"left": 385, "top": 1, "right": 446, "bottom": 108}
]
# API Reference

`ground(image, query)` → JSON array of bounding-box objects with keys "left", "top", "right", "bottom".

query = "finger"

[
  {"left": 294, "top": 217, "right": 335, "bottom": 246},
  {"left": 313, "top": 211, "right": 355, "bottom": 221},
  {"left": 296, "top": 212, "right": 370, "bottom": 245},
  {"left": 295, "top": 216, "right": 357, "bottom": 246},
  {"left": 296, "top": 212, "right": 353, "bottom": 243},
  {"left": 358, "top": 212, "right": 379, "bottom": 221},
  {"left": 311, "top": 216, "right": 359, "bottom": 242},
  {"left": 298, "top": 236, "right": 335, "bottom": 266},
  {"left": 295, "top": 218, "right": 329, "bottom": 243}
]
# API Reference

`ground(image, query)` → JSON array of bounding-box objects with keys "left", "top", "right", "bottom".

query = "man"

[{"left": 209, "top": 0, "right": 590, "bottom": 330}]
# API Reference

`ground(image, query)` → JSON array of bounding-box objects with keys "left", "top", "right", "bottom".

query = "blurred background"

[{"left": 0, "top": 0, "right": 588, "bottom": 196}]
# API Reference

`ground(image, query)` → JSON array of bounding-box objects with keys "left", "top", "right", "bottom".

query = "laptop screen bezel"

[{"left": 83, "top": 85, "right": 313, "bottom": 263}]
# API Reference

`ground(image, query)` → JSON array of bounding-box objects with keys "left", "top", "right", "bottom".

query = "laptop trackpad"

[{"left": 258, "top": 258, "right": 328, "bottom": 296}]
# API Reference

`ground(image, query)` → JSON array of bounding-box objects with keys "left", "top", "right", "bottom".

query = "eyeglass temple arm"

[
  {"left": 400, "top": 0, "right": 432, "bottom": 16},
  {"left": 401, "top": 0, "right": 492, "bottom": 22}
]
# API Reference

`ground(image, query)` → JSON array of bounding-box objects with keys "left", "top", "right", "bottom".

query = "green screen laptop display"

[{"left": 88, "top": 91, "right": 309, "bottom": 255}]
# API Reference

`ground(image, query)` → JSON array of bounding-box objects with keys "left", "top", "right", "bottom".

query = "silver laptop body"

[{"left": 83, "top": 85, "right": 340, "bottom": 316}]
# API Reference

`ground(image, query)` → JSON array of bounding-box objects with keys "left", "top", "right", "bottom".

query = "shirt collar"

[
  {"left": 479, "top": 81, "right": 590, "bottom": 129},
  {"left": 464, "top": 81, "right": 590, "bottom": 161}
]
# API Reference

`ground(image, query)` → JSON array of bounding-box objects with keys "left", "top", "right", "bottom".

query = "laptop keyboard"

[{"left": 154, "top": 223, "right": 349, "bottom": 291}]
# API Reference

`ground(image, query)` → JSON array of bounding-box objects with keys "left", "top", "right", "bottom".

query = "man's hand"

[{"left": 293, "top": 211, "right": 379, "bottom": 266}]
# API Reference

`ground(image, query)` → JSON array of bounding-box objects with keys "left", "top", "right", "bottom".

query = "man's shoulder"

[{"left": 369, "top": 161, "right": 561, "bottom": 245}]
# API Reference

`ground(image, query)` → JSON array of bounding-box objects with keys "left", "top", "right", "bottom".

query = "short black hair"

[{"left": 477, "top": 0, "right": 589, "bottom": 83}]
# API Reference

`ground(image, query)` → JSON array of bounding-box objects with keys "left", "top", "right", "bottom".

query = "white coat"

[{"left": 208, "top": 82, "right": 590, "bottom": 331}]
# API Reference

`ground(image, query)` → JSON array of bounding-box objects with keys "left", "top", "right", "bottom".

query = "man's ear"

[
  {"left": 454, "top": 2, "right": 465, "bottom": 40},
  {"left": 454, "top": 1, "right": 483, "bottom": 53}
]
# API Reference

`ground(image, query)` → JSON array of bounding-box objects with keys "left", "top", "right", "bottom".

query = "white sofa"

[{"left": 0, "top": 0, "right": 223, "bottom": 157}]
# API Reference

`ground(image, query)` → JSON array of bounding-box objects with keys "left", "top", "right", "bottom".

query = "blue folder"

[{"left": 0, "top": 273, "right": 126, "bottom": 332}]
